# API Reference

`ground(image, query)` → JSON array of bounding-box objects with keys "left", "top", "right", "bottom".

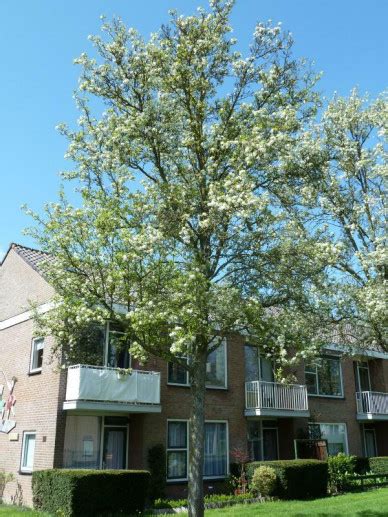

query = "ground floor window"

[
  {"left": 63, "top": 415, "right": 128, "bottom": 469},
  {"left": 247, "top": 420, "right": 278, "bottom": 461},
  {"left": 167, "top": 420, "right": 188, "bottom": 480},
  {"left": 309, "top": 423, "right": 348, "bottom": 455},
  {"left": 20, "top": 432, "right": 36, "bottom": 473},
  {"left": 166, "top": 420, "right": 228, "bottom": 480}
]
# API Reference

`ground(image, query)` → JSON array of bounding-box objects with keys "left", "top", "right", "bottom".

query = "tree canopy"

[{"left": 25, "top": 1, "right": 386, "bottom": 515}]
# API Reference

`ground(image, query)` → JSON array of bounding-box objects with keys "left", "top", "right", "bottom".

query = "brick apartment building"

[{"left": 1, "top": 243, "right": 387, "bottom": 506}]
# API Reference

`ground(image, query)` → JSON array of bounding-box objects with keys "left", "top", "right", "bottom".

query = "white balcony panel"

[
  {"left": 356, "top": 391, "right": 388, "bottom": 421},
  {"left": 245, "top": 380, "right": 309, "bottom": 418},
  {"left": 64, "top": 365, "right": 161, "bottom": 413}
]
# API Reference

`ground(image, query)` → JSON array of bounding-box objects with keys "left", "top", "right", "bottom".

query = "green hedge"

[
  {"left": 369, "top": 457, "right": 388, "bottom": 474},
  {"left": 32, "top": 469, "right": 150, "bottom": 516},
  {"left": 148, "top": 444, "right": 166, "bottom": 502},
  {"left": 354, "top": 457, "right": 370, "bottom": 474},
  {"left": 246, "top": 460, "right": 328, "bottom": 499}
]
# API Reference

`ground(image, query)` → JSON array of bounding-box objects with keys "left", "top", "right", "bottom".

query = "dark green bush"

[
  {"left": 327, "top": 453, "right": 357, "bottom": 493},
  {"left": 354, "top": 457, "right": 370, "bottom": 474},
  {"left": 32, "top": 469, "right": 150, "bottom": 516},
  {"left": 148, "top": 444, "right": 166, "bottom": 502},
  {"left": 369, "top": 457, "right": 388, "bottom": 474},
  {"left": 246, "top": 459, "right": 328, "bottom": 499}
]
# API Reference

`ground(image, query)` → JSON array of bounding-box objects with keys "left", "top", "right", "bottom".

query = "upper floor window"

[
  {"left": 305, "top": 356, "right": 343, "bottom": 397},
  {"left": 244, "top": 345, "right": 274, "bottom": 383},
  {"left": 167, "top": 339, "right": 227, "bottom": 388},
  {"left": 30, "top": 338, "right": 44, "bottom": 373},
  {"left": 20, "top": 432, "right": 36, "bottom": 473},
  {"left": 354, "top": 361, "right": 371, "bottom": 392},
  {"left": 105, "top": 323, "right": 130, "bottom": 369}
]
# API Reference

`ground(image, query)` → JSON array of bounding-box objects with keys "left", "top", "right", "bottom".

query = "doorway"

[
  {"left": 263, "top": 428, "right": 279, "bottom": 460},
  {"left": 363, "top": 427, "right": 377, "bottom": 457},
  {"left": 101, "top": 417, "right": 128, "bottom": 469}
]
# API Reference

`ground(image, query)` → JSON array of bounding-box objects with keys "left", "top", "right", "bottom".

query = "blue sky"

[{"left": 1, "top": 0, "right": 387, "bottom": 258}]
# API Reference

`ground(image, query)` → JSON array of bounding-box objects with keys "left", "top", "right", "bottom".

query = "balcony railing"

[
  {"left": 245, "top": 380, "right": 309, "bottom": 416},
  {"left": 356, "top": 391, "right": 388, "bottom": 419},
  {"left": 64, "top": 364, "right": 161, "bottom": 409}
]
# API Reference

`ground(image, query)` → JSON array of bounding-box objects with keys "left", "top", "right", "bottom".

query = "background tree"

[
  {"left": 27, "top": 2, "right": 338, "bottom": 515},
  {"left": 300, "top": 91, "right": 387, "bottom": 352}
]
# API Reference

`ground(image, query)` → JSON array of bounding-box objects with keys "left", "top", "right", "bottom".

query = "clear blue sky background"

[{"left": 1, "top": 0, "right": 387, "bottom": 258}]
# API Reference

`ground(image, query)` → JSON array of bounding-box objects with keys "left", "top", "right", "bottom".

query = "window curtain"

[
  {"left": 204, "top": 423, "right": 227, "bottom": 476},
  {"left": 63, "top": 416, "right": 101, "bottom": 469},
  {"left": 105, "top": 430, "right": 125, "bottom": 469}
]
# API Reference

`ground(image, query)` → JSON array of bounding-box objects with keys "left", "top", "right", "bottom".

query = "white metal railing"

[
  {"left": 245, "top": 380, "right": 308, "bottom": 412},
  {"left": 356, "top": 391, "right": 388, "bottom": 415},
  {"left": 65, "top": 364, "right": 160, "bottom": 405}
]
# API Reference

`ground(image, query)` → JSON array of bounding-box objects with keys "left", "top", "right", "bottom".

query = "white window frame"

[
  {"left": 203, "top": 420, "right": 229, "bottom": 479},
  {"left": 309, "top": 422, "right": 349, "bottom": 455},
  {"left": 167, "top": 339, "right": 228, "bottom": 389},
  {"left": 20, "top": 431, "right": 36, "bottom": 473},
  {"left": 305, "top": 355, "right": 344, "bottom": 398},
  {"left": 166, "top": 419, "right": 229, "bottom": 482},
  {"left": 166, "top": 419, "right": 189, "bottom": 482},
  {"left": 29, "top": 337, "right": 44, "bottom": 374}
]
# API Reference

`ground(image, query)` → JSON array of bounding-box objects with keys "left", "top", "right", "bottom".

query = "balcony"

[
  {"left": 63, "top": 364, "right": 161, "bottom": 413},
  {"left": 245, "top": 380, "right": 310, "bottom": 418},
  {"left": 356, "top": 391, "right": 388, "bottom": 421}
]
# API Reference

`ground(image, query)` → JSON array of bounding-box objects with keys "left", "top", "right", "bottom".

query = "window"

[
  {"left": 166, "top": 421, "right": 228, "bottom": 480},
  {"left": 30, "top": 338, "right": 44, "bottom": 373},
  {"left": 167, "top": 421, "right": 188, "bottom": 480},
  {"left": 168, "top": 359, "right": 189, "bottom": 385},
  {"left": 244, "top": 345, "right": 274, "bottom": 382},
  {"left": 20, "top": 432, "right": 36, "bottom": 473},
  {"left": 63, "top": 416, "right": 101, "bottom": 469},
  {"left": 204, "top": 422, "right": 228, "bottom": 477},
  {"left": 106, "top": 323, "right": 130, "bottom": 368},
  {"left": 305, "top": 356, "right": 343, "bottom": 397},
  {"left": 309, "top": 423, "right": 348, "bottom": 455},
  {"left": 206, "top": 341, "right": 227, "bottom": 388},
  {"left": 167, "top": 339, "right": 227, "bottom": 388},
  {"left": 355, "top": 361, "right": 371, "bottom": 392},
  {"left": 247, "top": 420, "right": 278, "bottom": 462}
]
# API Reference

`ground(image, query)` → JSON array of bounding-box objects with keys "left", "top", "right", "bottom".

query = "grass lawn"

[
  {"left": 1, "top": 489, "right": 388, "bottom": 516},
  {"left": 206, "top": 488, "right": 388, "bottom": 516}
]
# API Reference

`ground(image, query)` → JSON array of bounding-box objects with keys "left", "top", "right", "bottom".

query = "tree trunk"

[{"left": 187, "top": 347, "right": 207, "bottom": 517}]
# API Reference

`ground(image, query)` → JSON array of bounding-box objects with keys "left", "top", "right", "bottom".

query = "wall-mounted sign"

[{"left": 0, "top": 376, "right": 17, "bottom": 434}]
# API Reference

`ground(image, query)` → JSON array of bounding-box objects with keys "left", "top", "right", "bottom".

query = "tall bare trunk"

[{"left": 187, "top": 347, "right": 207, "bottom": 517}]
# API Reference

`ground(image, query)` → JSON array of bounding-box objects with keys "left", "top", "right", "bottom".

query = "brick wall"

[
  {"left": 0, "top": 250, "right": 65, "bottom": 506},
  {"left": 0, "top": 249, "right": 54, "bottom": 321}
]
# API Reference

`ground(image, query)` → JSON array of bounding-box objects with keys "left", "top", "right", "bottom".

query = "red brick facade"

[{"left": 1, "top": 245, "right": 387, "bottom": 506}]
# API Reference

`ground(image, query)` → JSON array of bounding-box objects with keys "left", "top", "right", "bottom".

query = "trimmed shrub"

[
  {"left": 246, "top": 459, "right": 328, "bottom": 499},
  {"left": 251, "top": 466, "right": 277, "bottom": 497},
  {"left": 148, "top": 444, "right": 166, "bottom": 502},
  {"left": 369, "top": 457, "right": 388, "bottom": 474},
  {"left": 328, "top": 453, "right": 357, "bottom": 492},
  {"left": 354, "top": 457, "right": 370, "bottom": 474},
  {"left": 32, "top": 469, "right": 150, "bottom": 516}
]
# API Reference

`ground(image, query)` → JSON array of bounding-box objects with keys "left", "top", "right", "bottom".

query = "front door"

[
  {"left": 263, "top": 428, "right": 278, "bottom": 460},
  {"left": 103, "top": 427, "right": 127, "bottom": 469},
  {"left": 364, "top": 428, "right": 377, "bottom": 457}
]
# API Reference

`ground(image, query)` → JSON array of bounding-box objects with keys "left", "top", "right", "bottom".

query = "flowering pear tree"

[
  {"left": 27, "top": 2, "right": 338, "bottom": 515},
  {"left": 301, "top": 91, "right": 387, "bottom": 352}
]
